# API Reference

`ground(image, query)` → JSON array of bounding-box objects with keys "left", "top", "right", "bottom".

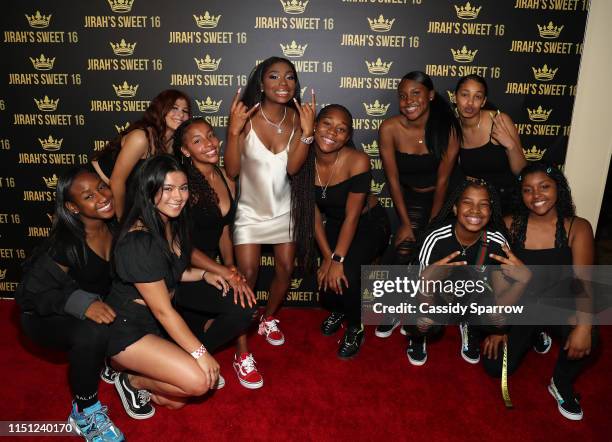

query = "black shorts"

[{"left": 107, "top": 300, "right": 162, "bottom": 356}]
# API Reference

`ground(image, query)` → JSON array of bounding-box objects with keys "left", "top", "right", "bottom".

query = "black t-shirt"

[
  {"left": 107, "top": 230, "right": 189, "bottom": 307},
  {"left": 315, "top": 171, "right": 371, "bottom": 223},
  {"left": 51, "top": 244, "right": 111, "bottom": 298}
]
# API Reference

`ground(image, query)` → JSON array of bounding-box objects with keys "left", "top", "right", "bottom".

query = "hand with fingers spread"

[
  {"left": 228, "top": 88, "right": 260, "bottom": 137},
  {"left": 489, "top": 244, "right": 531, "bottom": 284},
  {"left": 483, "top": 333, "right": 507, "bottom": 360},
  {"left": 293, "top": 89, "right": 316, "bottom": 138},
  {"left": 85, "top": 300, "right": 116, "bottom": 324},
  {"left": 225, "top": 272, "right": 256, "bottom": 308}
]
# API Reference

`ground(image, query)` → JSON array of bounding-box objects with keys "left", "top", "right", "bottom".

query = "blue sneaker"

[{"left": 69, "top": 401, "right": 124, "bottom": 441}]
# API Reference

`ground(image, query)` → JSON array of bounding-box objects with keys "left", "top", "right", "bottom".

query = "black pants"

[
  {"left": 394, "top": 188, "right": 434, "bottom": 265},
  {"left": 321, "top": 204, "right": 391, "bottom": 327},
  {"left": 482, "top": 324, "right": 598, "bottom": 392},
  {"left": 20, "top": 312, "right": 109, "bottom": 409},
  {"left": 174, "top": 280, "right": 256, "bottom": 353}
]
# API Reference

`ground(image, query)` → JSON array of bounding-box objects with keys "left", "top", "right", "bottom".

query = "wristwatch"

[
  {"left": 300, "top": 135, "right": 314, "bottom": 144},
  {"left": 331, "top": 252, "right": 345, "bottom": 263}
]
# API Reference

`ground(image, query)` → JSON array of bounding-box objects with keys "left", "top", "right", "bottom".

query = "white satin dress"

[{"left": 233, "top": 119, "right": 295, "bottom": 245}]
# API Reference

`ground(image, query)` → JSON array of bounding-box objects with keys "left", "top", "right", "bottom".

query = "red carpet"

[{"left": 1, "top": 299, "right": 610, "bottom": 441}]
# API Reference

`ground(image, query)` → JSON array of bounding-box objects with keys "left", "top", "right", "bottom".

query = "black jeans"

[{"left": 20, "top": 312, "right": 109, "bottom": 409}]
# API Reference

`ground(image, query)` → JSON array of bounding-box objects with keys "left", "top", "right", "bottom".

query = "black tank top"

[
  {"left": 315, "top": 171, "right": 371, "bottom": 224},
  {"left": 395, "top": 150, "right": 439, "bottom": 189}
]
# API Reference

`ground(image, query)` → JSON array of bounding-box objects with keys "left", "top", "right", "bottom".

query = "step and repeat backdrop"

[{"left": 0, "top": 0, "right": 589, "bottom": 305}]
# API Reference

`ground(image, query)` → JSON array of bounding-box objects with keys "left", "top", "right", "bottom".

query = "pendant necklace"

[
  {"left": 315, "top": 152, "right": 341, "bottom": 199},
  {"left": 260, "top": 106, "right": 287, "bottom": 134},
  {"left": 455, "top": 229, "right": 482, "bottom": 256}
]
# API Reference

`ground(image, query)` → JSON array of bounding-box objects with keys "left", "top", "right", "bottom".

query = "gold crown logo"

[
  {"left": 0, "top": 269, "right": 6, "bottom": 280},
  {"left": 193, "top": 11, "right": 221, "bottom": 28},
  {"left": 115, "top": 122, "right": 130, "bottom": 133},
  {"left": 280, "top": 0, "right": 309, "bottom": 14},
  {"left": 523, "top": 145, "right": 546, "bottom": 161},
  {"left": 25, "top": 11, "right": 52, "bottom": 28},
  {"left": 446, "top": 90, "right": 457, "bottom": 104},
  {"left": 34, "top": 96, "right": 59, "bottom": 112},
  {"left": 30, "top": 54, "right": 56, "bottom": 71},
  {"left": 370, "top": 180, "right": 385, "bottom": 195},
  {"left": 361, "top": 140, "right": 380, "bottom": 157},
  {"left": 363, "top": 100, "right": 390, "bottom": 117},
  {"left": 113, "top": 81, "right": 139, "bottom": 98},
  {"left": 110, "top": 39, "right": 136, "bottom": 56},
  {"left": 290, "top": 278, "right": 303, "bottom": 290},
  {"left": 537, "top": 21, "right": 564, "bottom": 39},
  {"left": 107, "top": 0, "right": 134, "bottom": 13},
  {"left": 47, "top": 213, "right": 54, "bottom": 223},
  {"left": 532, "top": 64, "right": 558, "bottom": 82},
  {"left": 367, "top": 14, "right": 395, "bottom": 33},
  {"left": 196, "top": 97, "right": 222, "bottom": 114},
  {"left": 527, "top": 106, "right": 553, "bottom": 122},
  {"left": 365, "top": 58, "right": 393, "bottom": 75},
  {"left": 194, "top": 54, "right": 221, "bottom": 71},
  {"left": 280, "top": 41, "right": 308, "bottom": 58},
  {"left": 451, "top": 45, "right": 478, "bottom": 63},
  {"left": 43, "top": 174, "right": 58, "bottom": 189},
  {"left": 38, "top": 135, "right": 63, "bottom": 151},
  {"left": 454, "top": 2, "right": 482, "bottom": 20}
]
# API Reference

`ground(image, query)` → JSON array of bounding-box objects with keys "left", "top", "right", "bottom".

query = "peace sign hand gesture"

[
  {"left": 293, "top": 89, "right": 316, "bottom": 137},
  {"left": 489, "top": 244, "right": 532, "bottom": 284},
  {"left": 422, "top": 251, "right": 467, "bottom": 281},
  {"left": 228, "top": 88, "right": 260, "bottom": 136}
]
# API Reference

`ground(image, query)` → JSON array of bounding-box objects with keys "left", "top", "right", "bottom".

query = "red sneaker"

[
  {"left": 233, "top": 353, "right": 263, "bottom": 389},
  {"left": 258, "top": 315, "right": 285, "bottom": 345}
]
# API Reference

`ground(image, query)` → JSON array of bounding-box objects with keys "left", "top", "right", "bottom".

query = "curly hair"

[
  {"left": 509, "top": 162, "right": 575, "bottom": 248},
  {"left": 94, "top": 89, "right": 191, "bottom": 162},
  {"left": 172, "top": 117, "right": 221, "bottom": 216}
]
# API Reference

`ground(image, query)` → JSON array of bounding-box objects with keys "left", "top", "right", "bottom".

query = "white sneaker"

[{"left": 258, "top": 315, "right": 285, "bottom": 346}]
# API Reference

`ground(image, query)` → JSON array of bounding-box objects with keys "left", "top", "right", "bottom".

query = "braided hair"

[
  {"left": 172, "top": 117, "right": 221, "bottom": 216},
  {"left": 509, "top": 162, "right": 575, "bottom": 248}
]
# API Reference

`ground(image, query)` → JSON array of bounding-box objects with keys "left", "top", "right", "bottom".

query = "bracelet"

[
  {"left": 300, "top": 135, "right": 314, "bottom": 144},
  {"left": 201, "top": 270, "right": 208, "bottom": 280},
  {"left": 190, "top": 344, "right": 207, "bottom": 359}
]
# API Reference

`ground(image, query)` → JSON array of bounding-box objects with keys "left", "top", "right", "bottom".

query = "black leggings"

[
  {"left": 482, "top": 324, "right": 598, "bottom": 391},
  {"left": 20, "top": 312, "right": 109, "bottom": 410},
  {"left": 394, "top": 188, "right": 433, "bottom": 265},
  {"left": 321, "top": 204, "right": 391, "bottom": 327},
  {"left": 174, "top": 280, "right": 256, "bottom": 353}
]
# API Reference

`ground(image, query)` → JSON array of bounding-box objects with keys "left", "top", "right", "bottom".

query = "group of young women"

[{"left": 16, "top": 56, "right": 597, "bottom": 440}]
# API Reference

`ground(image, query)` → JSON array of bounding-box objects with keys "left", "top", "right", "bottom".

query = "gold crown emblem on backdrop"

[
  {"left": 280, "top": 0, "right": 309, "bottom": 14},
  {"left": 367, "top": 14, "right": 395, "bottom": 33},
  {"left": 107, "top": 0, "right": 134, "bottom": 13},
  {"left": 110, "top": 39, "right": 136, "bottom": 56},
  {"left": 38, "top": 135, "right": 63, "bottom": 151},
  {"left": 280, "top": 41, "right": 308, "bottom": 57},
  {"left": 532, "top": 64, "right": 558, "bottom": 81},
  {"left": 454, "top": 2, "right": 482, "bottom": 20},
  {"left": 363, "top": 100, "right": 390, "bottom": 117},
  {"left": 290, "top": 278, "right": 303, "bottom": 289},
  {"left": 451, "top": 46, "right": 478, "bottom": 63},
  {"left": 43, "top": 174, "right": 58, "bottom": 189},
  {"left": 196, "top": 97, "right": 222, "bottom": 114},
  {"left": 193, "top": 11, "right": 221, "bottom": 28},
  {"left": 370, "top": 180, "right": 385, "bottom": 195},
  {"left": 34, "top": 96, "right": 59, "bottom": 112},
  {"left": 113, "top": 81, "right": 139, "bottom": 98},
  {"left": 361, "top": 140, "right": 380, "bottom": 157},
  {"left": 537, "top": 21, "right": 564, "bottom": 39},
  {"left": 365, "top": 58, "right": 392, "bottom": 75},
  {"left": 446, "top": 90, "right": 457, "bottom": 104},
  {"left": 30, "top": 54, "right": 56, "bottom": 71},
  {"left": 115, "top": 122, "right": 130, "bottom": 133},
  {"left": 527, "top": 106, "right": 553, "bottom": 122},
  {"left": 524, "top": 145, "right": 546, "bottom": 161},
  {"left": 194, "top": 55, "right": 221, "bottom": 71},
  {"left": 0, "top": 269, "right": 6, "bottom": 280},
  {"left": 25, "top": 11, "right": 52, "bottom": 28}
]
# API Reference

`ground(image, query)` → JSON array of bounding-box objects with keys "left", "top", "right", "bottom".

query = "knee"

[
  {"left": 180, "top": 370, "right": 209, "bottom": 397},
  {"left": 274, "top": 259, "right": 294, "bottom": 281},
  {"left": 241, "top": 266, "right": 259, "bottom": 287}
]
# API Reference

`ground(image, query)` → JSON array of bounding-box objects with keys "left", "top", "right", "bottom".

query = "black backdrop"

[{"left": 0, "top": 0, "right": 589, "bottom": 305}]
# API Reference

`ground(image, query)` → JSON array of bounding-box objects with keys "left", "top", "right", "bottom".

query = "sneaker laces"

[
  {"left": 137, "top": 389, "right": 151, "bottom": 406},
  {"left": 461, "top": 324, "right": 469, "bottom": 351},
  {"left": 325, "top": 312, "right": 343, "bottom": 326},
  {"left": 340, "top": 326, "right": 362, "bottom": 346},
  {"left": 259, "top": 317, "right": 280, "bottom": 335},
  {"left": 84, "top": 405, "right": 113, "bottom": 436},
  {"left": 239, "top": 354, "right": 257, "bottom": 374}
]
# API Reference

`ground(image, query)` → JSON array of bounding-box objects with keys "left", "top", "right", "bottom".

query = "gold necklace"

[
  {"left": 315, "top": 152, "right": 341, "bottom": 199},
  {"left": 455, "top": 229, "right": 482, "bottom": 256}
]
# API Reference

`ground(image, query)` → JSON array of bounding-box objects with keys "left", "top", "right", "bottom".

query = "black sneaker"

[
  {"left": 375, "top": 316, "right": 400, "bottom": 338},
  {"left": 406, "top": 336, "right": 427, "bottom": 366},
  {"left": 460, "top": 322, "right": 480, "bottom": 364},
  {"left": 337, "top": 325, "right": 364, "bottom": 359},
  {"left": 321, "top": 312, "right": 345, "bottom": 336},
  {"left": 101, "top": 358, "right": 119, "bottom": 385},
  {"left": 114, "top": 372, "right": 155, "bottom": 420},
  {"left": 400, "top": 325, "right": 409, "bottom": 336},
  {"left": 548, "top": 377, "right": 583, "bottom": 421},
  {"left": 533, "top": 331, "right": 552, "bottom": 354}
]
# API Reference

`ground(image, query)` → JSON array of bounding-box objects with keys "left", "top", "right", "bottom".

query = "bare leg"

[
  {"left": 234, "top": 244, "right": 262, "bottom": 355},
  {"left": 264, "top": 242, "right": 295, "bottom": 317}
]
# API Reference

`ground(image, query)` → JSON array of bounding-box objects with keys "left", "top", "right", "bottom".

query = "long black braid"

[{"left": 509, "top": 162, "right": 575, "bottom": 249}]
